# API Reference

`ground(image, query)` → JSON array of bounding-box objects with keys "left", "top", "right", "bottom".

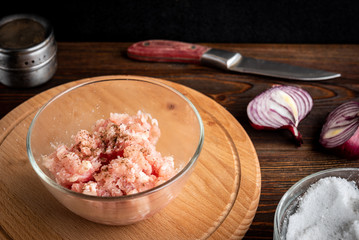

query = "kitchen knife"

[{"left": 127, "top": 40, "right": 341, "bottom": 81}]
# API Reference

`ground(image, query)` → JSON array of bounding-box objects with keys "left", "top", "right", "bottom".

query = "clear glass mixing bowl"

[{"left": 27, "top": 78, "right": 204, "bottom": 225}]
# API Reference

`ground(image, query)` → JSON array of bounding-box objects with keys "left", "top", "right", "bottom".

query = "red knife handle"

[{"left": 127, "top": 40, "right": 210, "bottom": 64}]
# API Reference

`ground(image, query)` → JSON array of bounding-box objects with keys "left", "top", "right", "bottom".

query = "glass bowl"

[
  {"left": 26, "top": 78, "right": 204, "bottom": 225},
  {"left": 274, "top": 168, "right": 359, "bottom": 239}
]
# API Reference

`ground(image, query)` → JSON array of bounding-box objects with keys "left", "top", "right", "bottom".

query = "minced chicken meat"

[{"left": 43, "top": 111, "right": 175, "bottom": 197}]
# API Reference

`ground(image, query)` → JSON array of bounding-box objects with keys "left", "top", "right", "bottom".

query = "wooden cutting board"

[{"left": 0, "top": 75, "right": 261, "bottom": 239}]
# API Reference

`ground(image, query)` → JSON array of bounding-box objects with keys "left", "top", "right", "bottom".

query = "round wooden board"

[{"left": 0, "top": 75, "right": 261, "bottom": 239}]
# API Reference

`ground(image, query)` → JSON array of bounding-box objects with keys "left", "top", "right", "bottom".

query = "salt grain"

[{"left": 286, "top": 177, "right": 359, "bottom": 240}]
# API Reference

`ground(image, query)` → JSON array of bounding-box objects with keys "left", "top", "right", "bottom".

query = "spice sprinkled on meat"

[{"left": 43, "top": 111, "right": 175, "bottom": 196}]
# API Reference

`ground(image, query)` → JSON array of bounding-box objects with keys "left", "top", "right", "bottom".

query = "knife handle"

[{"left": 127, "top": 40, "right": 210, "bottom": 64}]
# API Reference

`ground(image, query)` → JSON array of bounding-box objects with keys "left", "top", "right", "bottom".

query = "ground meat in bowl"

[{"left": 43, "top": 111, "right": 176, "bottom": 197}]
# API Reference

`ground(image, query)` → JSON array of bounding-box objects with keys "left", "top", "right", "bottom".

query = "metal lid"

[{"left": 0, "top": 14, "right": 56, "bottom": 70}]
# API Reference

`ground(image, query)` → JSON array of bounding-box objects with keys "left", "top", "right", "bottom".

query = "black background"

[{"left": 2, "top": 0, "right": 359, "bottom": 43}]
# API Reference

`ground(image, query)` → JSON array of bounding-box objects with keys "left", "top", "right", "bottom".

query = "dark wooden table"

[{"left": 1, "top": 42, "right": 359, "bottom": 239}]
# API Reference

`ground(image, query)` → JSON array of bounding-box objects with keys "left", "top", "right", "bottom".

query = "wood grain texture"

[
  {"left": 127, "top": 40, "right": 210, "bottom": 63},
  {"left": 0, "top": 75, "right": 260, "bottom": 239},
  {"left": 1, "top": 42, "right": 359, "bottom": 239}
]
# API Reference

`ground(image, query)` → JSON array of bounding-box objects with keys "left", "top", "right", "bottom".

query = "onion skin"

[
  {"left": 247, "top": 85, "right": 313, "bottom": 146},
  {"left": 319, "top": 101, "right": 359, "bottom": 159},
  {"left": 335, "top": 128, "right": 359, "bottom": 159}
]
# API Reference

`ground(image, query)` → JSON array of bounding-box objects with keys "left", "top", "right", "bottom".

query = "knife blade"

[{"left": 127, "top": 40, "right": 341, "bottom": 81}]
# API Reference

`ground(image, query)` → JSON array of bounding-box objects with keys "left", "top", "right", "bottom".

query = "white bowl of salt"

[{"left": 274, "top": 168, "right": 359, "bottom": 240}]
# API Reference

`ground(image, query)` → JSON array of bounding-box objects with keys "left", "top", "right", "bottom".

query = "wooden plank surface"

[{"left": 1, "top": 42, "right": 359, "bottom": 239}]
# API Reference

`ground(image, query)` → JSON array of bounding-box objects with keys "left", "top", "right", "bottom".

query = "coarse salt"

[{"left": 285, "top": 176, "right": 359, "bottom": 240}]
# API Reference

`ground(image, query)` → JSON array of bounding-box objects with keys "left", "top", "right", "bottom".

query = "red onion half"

[
  {"left": 247, "top": 85, "right": 313, "bottom": 146},
  {"left": 319, "top": 101, "right": 359, "bottom": 159}
]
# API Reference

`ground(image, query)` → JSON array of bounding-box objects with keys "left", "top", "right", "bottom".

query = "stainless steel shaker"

[{"left": 0, "top": 14, "right": 57, "bottom": 87}]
